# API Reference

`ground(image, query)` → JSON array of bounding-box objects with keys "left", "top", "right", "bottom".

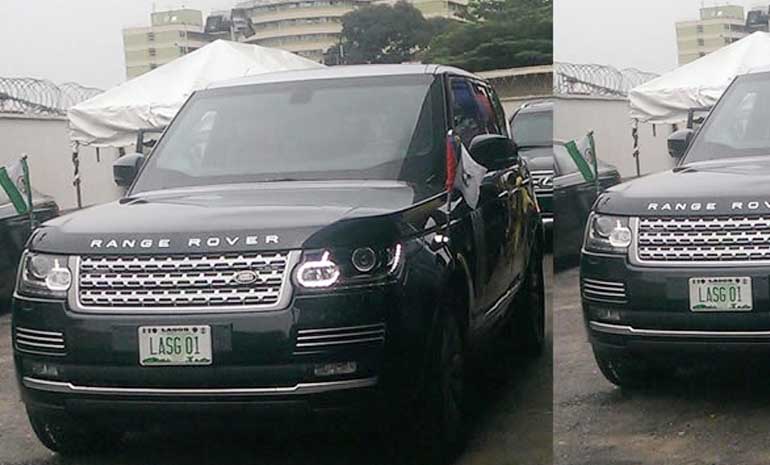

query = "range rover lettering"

[
  {"left": 581, "top": 68, "right": 770, "bottom": 387},
  {"left": 12, "top": 65, "right": 544, "bottom": 458}
]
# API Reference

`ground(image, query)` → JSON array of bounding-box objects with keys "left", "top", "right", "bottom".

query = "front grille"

[
  {"left": 77, "top": 252, "right": 293, "bottom": 310},
  {"left": 582, "top": 278, "right": 627, "bottom": 304},
  {"left": 15, "top": 327, "right": 66, "bottom": 356},
  {"left": 532, "top": 170, "right": 554, "bottom": 195},
  {"left": 637, "top": 216, "right": 770, "bottom": 263},
  {"left": 294, "top": 323, "right": 386, "bottom": 355}
]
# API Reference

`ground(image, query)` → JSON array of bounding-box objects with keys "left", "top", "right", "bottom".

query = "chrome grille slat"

[
  {"left": 16, "top": 327, "right": 66, "bottom": 355},
  {"left": 531, "top": 170, "right": 554, "bottom": 195},
  {"left": 582, "top": 278, "right": 626, "bottom": 303},
  {"left": 78, "top": 252, "right": 291, "bottom": 310},
  {"left": 637, "top": 216, "right": 770, "bottom": 263},
  {"left": 294, "top": 323, "right": 386, "bottom": 354}
]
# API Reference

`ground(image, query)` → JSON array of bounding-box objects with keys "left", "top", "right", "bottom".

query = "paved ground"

[
  {"left": 555, "top": 266, "right": 770, "bottom": 465},
  {"left": 0, "top": 258, "right": 552, "bottom": 465}
]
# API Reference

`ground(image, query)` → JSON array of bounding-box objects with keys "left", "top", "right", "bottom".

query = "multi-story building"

[
  {"left": 236, "top": 0, "right": 371, "bottom": 63},
  {"left": 375, "top": 0, "right": 468, "bottom": 20},
  {"left": 236, "top": 0, "right": 465, "bottom": 63},
  {"left": 676, "top": 5, "right": 749, "bottom": 65},
  {"left": 123, "top": 9, "right": 215, "bottom": 79}
]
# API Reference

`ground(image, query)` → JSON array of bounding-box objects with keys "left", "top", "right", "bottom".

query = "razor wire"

[
  {"left": 0, "top": 77, "right": 102, "bottom": 117},
  {"left": 555, "top": 63, "right": 659, "bottom": 97}
]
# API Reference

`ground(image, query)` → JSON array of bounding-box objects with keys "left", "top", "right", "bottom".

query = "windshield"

[
  {"left": 511, "top": 108, "right": 552, "bottom": 147},
  {"left": 685, "top": 73, "right": 770, "bottom": 164},
  {"left": 131, "top": 75, "right": 445, "bottom": 194}
]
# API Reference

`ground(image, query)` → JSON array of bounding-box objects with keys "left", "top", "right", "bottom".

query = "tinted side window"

[
  {"left": 473, "top": 83, "right": 505, "bottom": 136},
  {"left": 450, "top": 78, "right": 484, "bottom": 145},
  {"left": 488, "top": 87, "right": 509, "bottom": 137}
]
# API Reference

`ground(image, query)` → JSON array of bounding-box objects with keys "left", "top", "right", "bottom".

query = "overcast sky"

[
  {"left": 2, "top": 0, "right": 768, "bottom": 89},
  {"left": 0, "top": 0, "right": 235, "bottom": 89},
  {"left": 555, "top": 0, "right": 766, "bottom": 74}
]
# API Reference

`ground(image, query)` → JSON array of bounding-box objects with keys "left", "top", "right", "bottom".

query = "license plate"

[
  {"left": 138, "top": 325, "right": 212, "bottom": 366},
  {"left": 689, "top": 277, "right": 752, "bottom": 312}
]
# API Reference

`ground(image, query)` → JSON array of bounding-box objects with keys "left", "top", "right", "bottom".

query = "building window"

[
  {"left": 147, "top": 32, "right": 155, "bottom": 41},
  {"left": 696, "top": 25, "right": 704, "bottom": 33},
  {"left": 699, "top": 52, "right": 706, "bottom": 57},
  {"left": 697, "top": 38, "right": 704, "bottom": 46},
  {"left": 148, "top": 48, "right": 156, "bottom": 57},
  {"left": 179, "top": 31, "right": 185, "bottom": 38},
  {"left": 150, "top": 63, "right": 158, "bottom": 69}
]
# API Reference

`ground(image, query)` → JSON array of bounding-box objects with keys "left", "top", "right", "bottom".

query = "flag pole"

[
  {"left": 588, "top": 131, "right": 600, "bottom": 196},
  {"left": 21, "top": 154, "right": 36, "bottom": 232}
]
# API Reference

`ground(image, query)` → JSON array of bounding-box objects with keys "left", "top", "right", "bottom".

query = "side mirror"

[
  {"left": 468, "top": 134, "right": 518, "bottom": 170},
  {"left": 667, "top": 129, "right": 694, "bottom": 159},
  {"left": 113, "top": 153, "right": 145, "bottom": 187}
]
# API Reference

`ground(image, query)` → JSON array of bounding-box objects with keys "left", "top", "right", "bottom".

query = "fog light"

[
  {"left": 314, "top": 361, "right": 357, "bottom": 377},
  {"left": 591, "top": 306, "right": 623, "bottom": 322},
  {"left": 25, "top": 361, "right": 62, "bottom": 380}
]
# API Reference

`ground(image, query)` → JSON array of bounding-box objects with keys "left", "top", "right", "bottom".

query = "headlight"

[
  {"left": 294, "top": 244, "right": 403, "bottom": 290},
  {"left": 295, "top": 251, "right": 341, "bottom": 288},
  {"left": 583, "top": 214, "right": 633, "bottom": 254},
  {"left": 16, "top": 252, "right": 72, "bottom": 299}
]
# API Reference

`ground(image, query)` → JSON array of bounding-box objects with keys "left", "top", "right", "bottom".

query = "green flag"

[
  {"left": 565, "top": 132, "right": 597, "bottom": 183},
  {"left": 0, "top": 158, "right": 31, "bottom": 215}
]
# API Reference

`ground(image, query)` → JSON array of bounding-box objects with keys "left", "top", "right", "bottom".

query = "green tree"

[
  {"left": 422, "top": 0, "right": 552, "bottom": 72},
  {"left": 324, "top": 1, "right": 436, "bottom": 65}
]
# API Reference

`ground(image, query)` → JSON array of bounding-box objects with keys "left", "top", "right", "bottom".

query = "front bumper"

[
  {"left": 12, "top": 282, "right": 429, "bottom": 421},
  {"left": 581, "top": 252, "right": 770, "bottom": 357}
]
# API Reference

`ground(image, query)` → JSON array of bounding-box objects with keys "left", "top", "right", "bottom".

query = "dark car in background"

[
  {"left": 509, "top": 101, "right": 554, "bottom": 234},
  {"left": 553, "top": 141, "right": 620, "bottom": 269},
  {"left": 0, "top": 190, "right": 58, "bottom": 308}
]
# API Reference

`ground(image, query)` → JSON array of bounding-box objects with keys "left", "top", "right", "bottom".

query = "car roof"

[
  {"left": 207, "top": 64, "right": 482, "bottom": 90},
  {"left": 517, "top": 100, "right": 553, "bottom": 114}
]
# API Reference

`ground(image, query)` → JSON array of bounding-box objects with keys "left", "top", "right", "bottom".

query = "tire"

[
  {"left": 593, "top": 349, "right": 661, "bottom": 389},
  {"left": 511, "top": 241, "right": 546, "bottom": 356},
  {"left": 27, "top": 410, "right": 121, "bottom": 455},
  {"left": 414, "top": 312, "right": 467, "bottom": 465}
]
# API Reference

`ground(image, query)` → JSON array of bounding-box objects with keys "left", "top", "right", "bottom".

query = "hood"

[
  {"left": 596, "top": 156, "right": 770, "bottom": 216},
  {"left": 31, "top": 181, "right": 426, "bottom": 255},
  {"left": 520, "top": 146, "right": 553, "bottom": 171}
]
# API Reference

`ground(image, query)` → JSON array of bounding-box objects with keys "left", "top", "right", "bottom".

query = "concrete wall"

[
  {"left": 553, "top": 95, "right": 677, "bottom": 178},
  {"left": 0, "top": 114, "right": 123, "bottom": 210}
]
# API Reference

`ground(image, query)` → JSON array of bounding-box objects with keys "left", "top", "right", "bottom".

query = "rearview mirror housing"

[
  {"left": 667, "top": 129, "right": 694, "bottom": 159},
  {"left": 113, "top": 153, "right": 145, "bottom": 187},
  {"left": 468, "top": 134, "right": 518, "bottom": 170}
]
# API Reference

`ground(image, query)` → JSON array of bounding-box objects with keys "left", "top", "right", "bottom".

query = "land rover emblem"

[{"left": 233, "top": 270, "right": 258, "bottom": 285}]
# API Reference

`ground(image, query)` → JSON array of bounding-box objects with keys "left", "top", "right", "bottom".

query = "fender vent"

[
  {"left": 15, "top": 327, "right": 66, "bottom": 356},
  {"left": 294, "top": 323, "right": 386, "bottom": 355},
  {"left": 582, "top": 278, "right": 627, "bottom": 304}
]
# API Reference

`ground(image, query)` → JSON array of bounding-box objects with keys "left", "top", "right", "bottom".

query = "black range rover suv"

[
  {"left": 509, "top": 101, "right": 554, "bottom": 233},
  {"left": 13, "top": 65, "right": 544, "bottom": 456},
  {"left": 582, "top": 68, "right": 770, "bottom": 387}
]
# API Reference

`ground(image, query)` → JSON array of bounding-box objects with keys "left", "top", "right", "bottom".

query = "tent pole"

[
  {"left": 632, "top": 119, "right": 641, "bottom": 177},
  {"left": 72, "top": 143, "right": 82, "bottom": 209}
]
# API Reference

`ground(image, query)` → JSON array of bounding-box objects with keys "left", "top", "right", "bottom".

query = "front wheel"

[
  {"left": 412, "top": 312, "right": 467, "bottom": 464},
  {"left": 27, "top": 410, "right": 121, "bottom": 455}
]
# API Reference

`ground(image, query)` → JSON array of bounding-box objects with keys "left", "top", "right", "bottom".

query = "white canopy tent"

[
  {"left": 629, "top": 32, "right": 770, "bottom": 124},
  {"left": 68, "top": 40, "right": 324, "bottom": 148}
]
